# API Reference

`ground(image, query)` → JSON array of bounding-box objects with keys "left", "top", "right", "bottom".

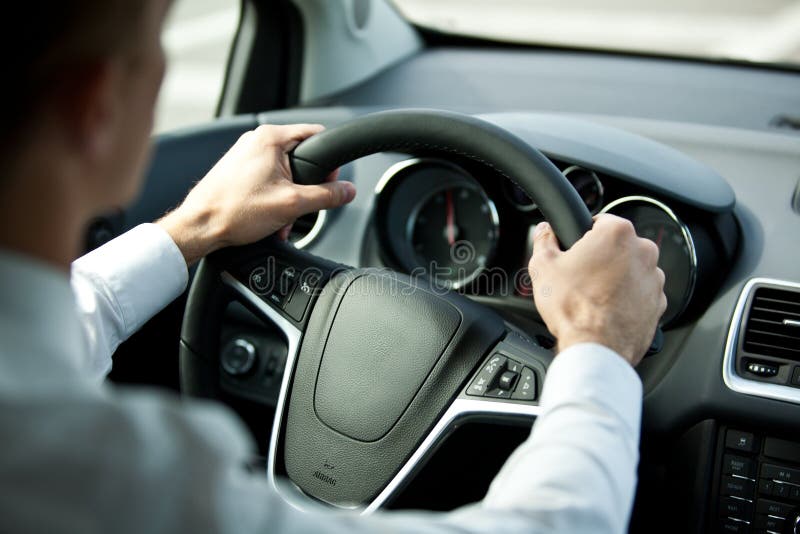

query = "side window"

[{"left": 155, "top": 0, "right": 240, "bottom": 133}]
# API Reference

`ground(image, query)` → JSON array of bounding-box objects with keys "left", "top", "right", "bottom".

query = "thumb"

[
  {"left": 293, "top": 181, "right": 356, "bottom": 214},
  {"left": 531, "top": 222, "right": 561, "bottom": 262}
]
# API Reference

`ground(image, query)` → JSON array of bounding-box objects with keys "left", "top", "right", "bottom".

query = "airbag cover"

[{"left": 314, "top": 274, "right": 461, "bottom": 442}]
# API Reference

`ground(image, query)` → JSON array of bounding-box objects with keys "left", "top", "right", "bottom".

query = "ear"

[{"left": 60, "top": 60, "right": 123, "bottom": 165}]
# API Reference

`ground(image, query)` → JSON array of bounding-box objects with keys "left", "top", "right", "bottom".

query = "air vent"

[{"left": 743, "top": 287, "right": 800, "bottom": 360}]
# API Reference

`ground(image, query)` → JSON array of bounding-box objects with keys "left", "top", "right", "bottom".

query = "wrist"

[
  {"left": 556, "top": 330, "right": 637, "bottom": 365},
  {"left": 156, "top": 204, "right": 226, "bottom": 266}
]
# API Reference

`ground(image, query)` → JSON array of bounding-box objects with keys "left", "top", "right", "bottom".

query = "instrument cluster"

[{"left": 373, "top": 157, "right": 699, "bottom": 327}]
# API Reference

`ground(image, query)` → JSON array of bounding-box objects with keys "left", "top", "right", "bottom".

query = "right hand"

[{"left": 529, "top": 215, "right": 667, "bottom": 366}]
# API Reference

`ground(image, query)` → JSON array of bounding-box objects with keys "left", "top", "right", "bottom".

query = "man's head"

[{"left": 1, "top": 1, "right": 171, "bottom": 214}]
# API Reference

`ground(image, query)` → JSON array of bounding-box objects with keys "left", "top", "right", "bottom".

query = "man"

[{"left": 0, "top": 1, "right": 666, "bottom": 533}]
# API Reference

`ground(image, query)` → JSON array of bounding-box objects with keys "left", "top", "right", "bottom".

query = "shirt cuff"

[
  {"left": 540, "top": 343, "right": 643, "bottom": 436},
  {"left": 72, "top": 223, "right": 189, "bottom": 337}
]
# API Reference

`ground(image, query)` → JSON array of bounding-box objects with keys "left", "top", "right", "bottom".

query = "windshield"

[{"left": 391, "top": 0, "right": 800, "bottom": 68}]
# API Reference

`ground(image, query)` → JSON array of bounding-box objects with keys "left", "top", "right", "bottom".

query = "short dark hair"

[{"left": 1, "top": 2, "right": 148, "bottom": 173}]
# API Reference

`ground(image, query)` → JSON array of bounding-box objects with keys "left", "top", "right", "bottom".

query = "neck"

[{"left": 0, "top": 168, "right": 88, "bottom": 272}]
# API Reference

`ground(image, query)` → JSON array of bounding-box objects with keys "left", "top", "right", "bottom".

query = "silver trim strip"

[
  {"left": 223, "top": 271, "right": 540, "bottom": 514},
  {"left": 363, "top": 397, "right": 541, "bottom": 514},
  {"left": 601, "top": 195, "right": 697, "bottom": 326},
  {"left": 220, "top": 272, "right": 308, "bottom": 511},
  {"left": 784, "top": 319, "right": 800, "bottom": 328},
  {"left": 374, "top": 158, "right": 425, "bottom": 195},
  {"left": 722, "top": 277, "right": 800, "bottom": 404},
  {"left": 562, "top": 165, "right": 605, "bottom": 215},
  {"left": 293, "top": 210, "right": 327, "bottom": 250}
]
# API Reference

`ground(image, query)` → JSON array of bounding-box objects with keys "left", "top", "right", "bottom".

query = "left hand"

[{"left": 157, "top": 123, "right": 356, "bottom": 265}]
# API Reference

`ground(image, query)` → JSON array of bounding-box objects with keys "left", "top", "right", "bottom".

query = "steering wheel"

[{"left": 179, "top": 109, "right": 593, "bottom": 511}]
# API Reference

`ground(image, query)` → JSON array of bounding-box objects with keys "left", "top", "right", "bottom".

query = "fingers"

[
  {"left": 278, "top": 223, "right": 293, "bottom": 241},
  {"left": 250, "top": 123, "right": 326, "bottom": 152},
  {"left": 292, "top": 181, "right": 357, "bottom": 215},
  {"left": 325, "top": 167, "right": 341, "bottom": 183},
  {"left": 531, "top": 222, "right": 561, "bottom": 264}
]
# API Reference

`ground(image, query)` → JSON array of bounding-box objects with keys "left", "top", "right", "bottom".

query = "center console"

[{"left": 716, "top": 427, "right": 800, "bottom": 533}]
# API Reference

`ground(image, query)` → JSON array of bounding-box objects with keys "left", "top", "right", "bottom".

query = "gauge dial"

[
  {"left": 601, "top": 196, "right": 697, "bottom": 325},
  {"left": 563, "top": 166, "right": 604, "bottom": 214},
  {"left": 407, "top": 184, "right": 499, "bottom": 288},
  {"left": 505, "top": 165, "right": 604, "bottom": 214}
]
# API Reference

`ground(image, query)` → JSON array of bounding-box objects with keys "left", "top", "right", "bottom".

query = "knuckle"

[
  {"left": 641, "top": 238, "right": 660, "bottom": 263},
  {"left": 254, "top": 124, "right": 278, "bottom": 144},
  {"left": 282, "top": 187, "right": 303, "bottom": 212},
  {"left": 323, "top": 186, "right": 338, "bottom": 207},
  {"left": 609, "top": 217, "right": 635, "bottom": 238}
]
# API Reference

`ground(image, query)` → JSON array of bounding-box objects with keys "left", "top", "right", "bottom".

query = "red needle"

[
  {"left": 655, "top": 226, "right": 664, "bottom": 249},
  {"left": 446, "top": 189, "right": 456, "bottom": 246}
]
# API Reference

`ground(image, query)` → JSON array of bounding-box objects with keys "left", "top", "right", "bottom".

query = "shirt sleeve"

[
  {"left": 479, "top": 342, "right": 643, "bottom": 533},
  {"left": 70, "top": 224, "right": 189, "bottom": 380}
]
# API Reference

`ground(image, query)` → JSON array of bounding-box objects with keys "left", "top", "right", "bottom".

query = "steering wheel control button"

[
  {"left": 284, "top": 272, "right": 320, "bottom": 322},
  {"left": 506, "top": 360, "right": 522, "bottom": 373},
  {"left": 221, "top": 338, "right": 258, "bottom": 377},
  {"left": 498, "top": 370, "right": 519, "bottom": 390},
  {"left": 726, "top": 429, "right": 759, "bottom": 453},
  {"left": 511, "top": 367, "right": 537, "bottom": 401},
  {"left": 277, "top": 266, "right": 298, "bottom": 298},
  {"left": 466, "top": 355, "right": 507, "bottom": 396},
  {"left": 485, "top": 388, "right": 512, "bottom": 399},
  {"left": 723, "top": 455, "right": 756, "bottom": 479}
]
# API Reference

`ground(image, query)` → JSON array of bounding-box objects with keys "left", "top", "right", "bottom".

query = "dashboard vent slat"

[{"left": 743, "top": 287, "right": 800, "bottom": 360}]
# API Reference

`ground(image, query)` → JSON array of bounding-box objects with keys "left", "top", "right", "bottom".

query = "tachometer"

[{"left": 601, "top": 196, "right": 697, "bottom": 325}]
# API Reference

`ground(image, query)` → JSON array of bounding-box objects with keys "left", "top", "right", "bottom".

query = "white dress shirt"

[{"left": 0, "top": 223, "right": 642, "bottom": 533}]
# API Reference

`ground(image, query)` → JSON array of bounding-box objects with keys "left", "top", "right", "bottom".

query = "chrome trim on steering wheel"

[
  {"left": 222, "top": 271, "right": 542, "bottom": 514},
  {"left": 220, "top": 271, "right": 311, "bottom": 512},
  {"left": 363, "top": 397, "right": 541, "bottom": 514}
]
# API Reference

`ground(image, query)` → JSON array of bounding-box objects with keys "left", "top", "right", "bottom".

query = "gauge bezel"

[
  {"left": 503, "top": 165, "right": 604, "bottom": 214},
  {"left": 562, "top": 165, "right": 605, "bottom": 214},
  {"left": 601, "top": 195, "right": 698, "bottom": 326},
  {"left": 375, "top": 158, "right": 500, "bottom": 290},
  {"left": 502, "top": 180, "right": 539, "bottom": 212}
]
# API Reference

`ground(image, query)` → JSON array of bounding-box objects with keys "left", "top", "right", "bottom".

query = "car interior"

[{"left": 96, "top": 1, "right": 800, "bottom": 532}]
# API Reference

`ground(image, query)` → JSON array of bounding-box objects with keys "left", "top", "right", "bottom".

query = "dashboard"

[
  {"left": 347, "top": 112, "right": 741, "bottom": 333},
  {"left": 126, "top": 97, "right": 799, "bottom": 529}
]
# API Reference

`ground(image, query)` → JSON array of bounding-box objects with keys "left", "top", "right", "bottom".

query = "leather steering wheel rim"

[{"left": 290, "top": 109, "right": 593, "bottom": 247}]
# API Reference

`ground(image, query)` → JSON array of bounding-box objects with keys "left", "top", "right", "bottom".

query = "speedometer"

[
  {"left": 408, "top": 184, "right": 499, "bottom": 288},
  {"left": 601, "top": 196, "right": 697, "bottom": 326}
]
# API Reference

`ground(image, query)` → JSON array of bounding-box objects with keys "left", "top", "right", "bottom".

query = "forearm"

[
  {"left": 157, "top": 204, "right": 225, "bottom": 267},
  {"left": 70, "top": 224, "right": 189, "bottom": 379}
]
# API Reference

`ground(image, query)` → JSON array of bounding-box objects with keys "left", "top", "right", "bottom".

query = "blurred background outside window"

[
  {"left": 155, "top": 0, "right": 800, "bottom": 134},
  {"left": 155, "top": 0, "right": 239, "bottom": 133}
]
